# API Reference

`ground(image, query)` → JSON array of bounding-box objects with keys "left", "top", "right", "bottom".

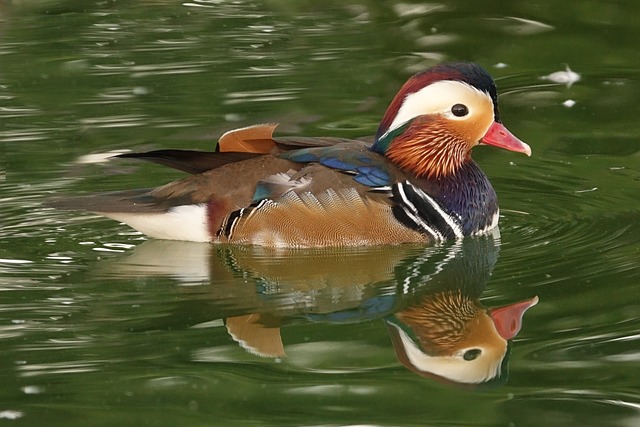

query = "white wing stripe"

[
  {"left": 395, "top": 184, "right": 444, "bottom": 240},
  {"left": 411, "top": 187, "right": 464, "bottom": 239}
]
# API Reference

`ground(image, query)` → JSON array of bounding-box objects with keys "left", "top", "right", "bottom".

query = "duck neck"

[{"left": 414, "top": 159, "right": 499, "bottom": 236}]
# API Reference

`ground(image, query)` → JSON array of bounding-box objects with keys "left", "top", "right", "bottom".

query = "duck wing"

[
  {"left": 115, "top": 150, "right": 261, "bottom": 175},
  {"left": 113, "top": 124, "right": 359, "bottom": 175}
]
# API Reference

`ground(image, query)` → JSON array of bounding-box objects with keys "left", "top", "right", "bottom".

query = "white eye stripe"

[{"left": 382, "top": 80, "right": 493, "bottom": 138}]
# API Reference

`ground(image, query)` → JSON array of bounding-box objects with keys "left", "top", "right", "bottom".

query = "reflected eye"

[
  {"left": 451, "top": 103, "right": 469, "bottom": 117},
  {"left": 463, "top": 349, "right": 482, "bottom": 361}
]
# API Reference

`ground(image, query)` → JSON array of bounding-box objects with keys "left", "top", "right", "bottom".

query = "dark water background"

[{"left": 1, "top": 1, "right": 639, "bottom": 426}]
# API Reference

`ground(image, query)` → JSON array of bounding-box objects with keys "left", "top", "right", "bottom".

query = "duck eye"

[
  {"left": 451, "top": 103, "right": 469, "bottom": 117},
  {"left": 463, "top": 349, "right": 482, "bottom": 361}
]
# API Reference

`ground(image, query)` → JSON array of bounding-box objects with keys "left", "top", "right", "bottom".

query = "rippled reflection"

[
  {"left": 95, "top": 232, "right": 537, "bottom": 387},
  {"left": 387, "top": 291, "right": 537, "bottom": 386}
]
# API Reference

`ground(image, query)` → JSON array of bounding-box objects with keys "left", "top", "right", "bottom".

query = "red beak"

[
  {"left": 488, "top": 296, "right": 539, "bottom": 340},
  {"left": 482, "top": 122, "right": 532, "bottom": 156}
]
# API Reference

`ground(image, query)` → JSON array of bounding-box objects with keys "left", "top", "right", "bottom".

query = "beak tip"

[
  {"left": 489, "top": 296, "right": 539, "bottom": 341},
  {"left": 482, "top": 122, "right": 532, "bottom": 157}
]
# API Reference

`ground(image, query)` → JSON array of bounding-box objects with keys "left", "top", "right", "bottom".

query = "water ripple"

[
  {"left": 78, "top": 114, "right": 149, "bottom": 128},
  {"left": 17, "top": 360, "right": 103, "bottom": 378},
  {"left": 224, "top": 88, "right": 303, "bottom": 105}
]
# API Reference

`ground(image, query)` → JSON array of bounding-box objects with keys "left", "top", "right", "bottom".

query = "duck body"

[{"left": 49, "top": 63, "right": 530, "bottom": 247}]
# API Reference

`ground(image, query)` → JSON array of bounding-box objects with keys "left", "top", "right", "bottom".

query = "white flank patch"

[
  {"left": 99, "top": 204, "right": 210, "bottom": 242},
  {"left": 382, "top": 80, "right": 493, "bottom": 139}
]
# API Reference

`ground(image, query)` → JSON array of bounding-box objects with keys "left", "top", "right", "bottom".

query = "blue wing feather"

[
  {"left": 279, "top": 143, "right": 393, "bottom": 188},
  {"left": 319, "top": 157, "right": 357, "bottom": 171}
]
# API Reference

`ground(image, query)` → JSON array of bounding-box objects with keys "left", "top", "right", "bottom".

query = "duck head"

[
  {"left": 372, "top": 63, "right": 531, "bottom": 178},
  {"left": 386, "top": 291, "right": 538, "bottom": 385}
]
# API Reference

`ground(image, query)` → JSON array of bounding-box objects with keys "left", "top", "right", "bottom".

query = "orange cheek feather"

[{"left": 386, "top": 120, "right": 469, "bottom": 179}]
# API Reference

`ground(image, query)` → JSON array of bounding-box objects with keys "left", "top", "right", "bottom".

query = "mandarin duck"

[{"left": 49, "top": 63, "right": 531, "bottom": 247}]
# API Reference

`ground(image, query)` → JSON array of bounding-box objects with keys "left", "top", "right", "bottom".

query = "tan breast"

[{"left": 220, "top": 188, "right": 426, "bottom": 248}]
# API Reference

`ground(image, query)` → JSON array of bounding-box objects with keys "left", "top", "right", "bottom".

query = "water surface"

[{"left": 1, "top": 1, "right": 639, "bottom": 426}]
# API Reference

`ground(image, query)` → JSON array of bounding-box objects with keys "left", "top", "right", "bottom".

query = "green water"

[{"left": 1, "top": 1, "right": 639, "bottom": 426}]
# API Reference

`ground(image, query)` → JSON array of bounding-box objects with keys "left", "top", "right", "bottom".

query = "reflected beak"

[
  {"left": 488, "top": 296, "right": 539, "bottom": 341},
  {"left": 482, "top": 122, "right": 532, "bottom": 156}
]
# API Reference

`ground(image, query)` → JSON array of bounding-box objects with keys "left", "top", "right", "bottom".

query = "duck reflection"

[
  {"left": 387, "top": 291, "right": 537, "bottom": 386},
  {"left": 96, "top": 232, "right": 537, "bottom": 386},
  {"left": 380, "top": 233, "right": 538, "bottom": 386}
]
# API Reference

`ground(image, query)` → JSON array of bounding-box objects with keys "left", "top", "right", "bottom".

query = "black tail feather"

[
  {"left": 115, "top": 150, "right": 260, "bottom": 174},
  {"left": 46, "top": 188, "right": 169, "bottom": 213}
]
